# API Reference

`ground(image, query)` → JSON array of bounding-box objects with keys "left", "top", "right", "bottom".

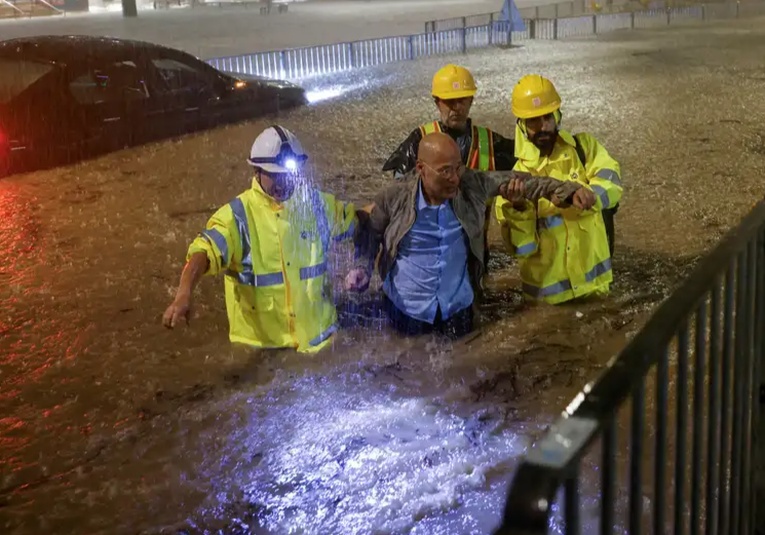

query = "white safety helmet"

[{"left": 247, "top": 125, "right": 308, "bottom": 174}]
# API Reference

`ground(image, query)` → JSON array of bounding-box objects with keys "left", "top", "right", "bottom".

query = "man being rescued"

[
  {"left": 347, "top": 132, "right": 586, "bottom": 339},
  {"left": 381, "top": 64, "right": 517, "bottom": 273},
  {"left": 162, "top": 125, "right": 368, "bottom": 353}
]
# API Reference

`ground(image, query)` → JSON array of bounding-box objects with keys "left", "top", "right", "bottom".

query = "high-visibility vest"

[
  {"left": 188, "top": 181, "right": 357, "bottom": 353},
  {"left": 418, "top": 121, "right": 496, "bottom": 171}
]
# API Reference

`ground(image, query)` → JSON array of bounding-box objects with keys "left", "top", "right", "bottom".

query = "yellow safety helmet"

[
  {"left": 431, "top": 64, "right": 477, "bottom": 100},
  {"left": 511, "top": 74, "right": 562, "bottom": 119}
]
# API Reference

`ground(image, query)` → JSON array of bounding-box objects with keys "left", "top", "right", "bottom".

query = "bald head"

[
  {"left": 416, "top": 132, "right": 464, "bottom": 205},
  {"left": 418, "top": 132, "right": 460, "bottom": 166}
]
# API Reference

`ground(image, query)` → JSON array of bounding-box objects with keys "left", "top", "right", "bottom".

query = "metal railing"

[
  {"left": 206, "top": 22, "right": 520, "bottom": 80},
  {"left": 494, "top": 200, "right": 765, "bottom": 534},
  {"left": 424, "top": 0, "right": 726, "bottom": 32},
  {"left": 205, "top": 1, "right": 765, "bottom": 82}
]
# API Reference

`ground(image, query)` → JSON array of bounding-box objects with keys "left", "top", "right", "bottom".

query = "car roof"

[{"left": 0, "top": 35, "right": 190, "bottom": 66}]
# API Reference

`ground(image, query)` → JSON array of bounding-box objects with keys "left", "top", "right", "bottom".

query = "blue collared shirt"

[{"left": 383, "top": 182, "right": 474, "bottom": 323}]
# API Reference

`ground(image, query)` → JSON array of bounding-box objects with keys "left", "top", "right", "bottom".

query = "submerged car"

[{"left": 0, "top": 35, "right": 307, "bottom": 176}]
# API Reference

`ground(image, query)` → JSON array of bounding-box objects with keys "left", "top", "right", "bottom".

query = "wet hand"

[
  {"left": 501, "top": 178, "right": 526, "bottom": 203},
  {"left": 572, "top": 188, "right": 597, "bottom": 210},
  {"left": 163, "top": 295, "right": 192, "bottom": 329},
  {"left": 344, "top": 267, "right": 371, "bottom": 293}
]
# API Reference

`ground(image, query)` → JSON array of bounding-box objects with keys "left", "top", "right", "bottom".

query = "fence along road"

[
  {"left": 493, "top": 199, "right": 765, "bottom": 534},
  {"left": 205, "top": 1, "right": 765, "bottom": 82}
]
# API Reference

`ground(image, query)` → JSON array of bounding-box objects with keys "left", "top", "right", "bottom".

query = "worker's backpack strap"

[
  {"left": 309, "top": 188, "right": 331, "bottom": 257},
  {"left": 573, "top": 133, "right": 587, "bottom": 169}
]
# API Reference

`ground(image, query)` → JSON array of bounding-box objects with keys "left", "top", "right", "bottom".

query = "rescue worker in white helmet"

[
  {"left": 381, "top": 64, "right": 517, "bottom": 272},
  {"left": 162, "top": 125, "right": 367, "bottom": 353},
  {"left": 495, "top": 75, "right": 623, "bottom": 305}
]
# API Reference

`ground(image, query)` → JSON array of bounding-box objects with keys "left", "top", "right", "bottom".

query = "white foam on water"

[{"left": 237, "top": 375, "right": 531, "bottom": 534}]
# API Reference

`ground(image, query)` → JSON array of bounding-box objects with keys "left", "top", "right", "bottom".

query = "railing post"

[
  {"left": 407, "top": 35, "right": 414, "bottom": 60},
  {"left": 701, "top": 4, "right": 706, "bottom": 21},
  {"left": 461, "top": 26, "right": 467, "bottom": 53},
  {"left": 279, "top": 50, "right": 287, "bottom": 79},
  {"left": 529, "top": 19, "right": 536, "bottom": 39},
  {"left": 553, "top": 18, "right": 558, "bottom": 39},
  {"left": 347, "top": 42, "right": 355, "bottom": 68},
  {"left": 593, "top": 14, "right": 597, "bottom": 34},
  {"left": 631, "top": 11, "right": 635, "bottom": 29},
  {"left": 488, "top": 13, "right": 494, "bottom": 45},
  {"left": 667, "top": 7, "right": 671, "bottom": 25}
]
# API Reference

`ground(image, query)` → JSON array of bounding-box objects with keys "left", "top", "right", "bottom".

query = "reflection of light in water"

[
  {"left": 234, "top": 375, "right": 530, "bottom": 534},
  {"left": 305, "top": 82, "right": 369, "bottom": 104}
]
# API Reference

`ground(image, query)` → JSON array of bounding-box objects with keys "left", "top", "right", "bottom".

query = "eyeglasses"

[{"left": 421, "top": 161, "right": 465, "bottom": 179}]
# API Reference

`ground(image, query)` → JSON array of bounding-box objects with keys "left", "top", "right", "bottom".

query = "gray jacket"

[{"left": 359, "top": 168, "right": 579, "bottom": 300}]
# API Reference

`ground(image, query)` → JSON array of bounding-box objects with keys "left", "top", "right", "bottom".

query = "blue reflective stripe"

[
  {"left": 310, "top": 189, "right": 331, "bottom": 255},
  {"left": 201, "top": 229, "right": 228, "bottom": 266},
  {"left": 539, "top": 215, "right": 564, "bottom": 230},
  {"left": 229, "top": 198, "right": 253, "bottom": 284},
  {"left": 333, "top": 220, "right": 355, "bottom": 242},
  {"left": 592, "top": 185, "right": 610, "bottom": 209},
  {"left": 596, "top": 168, "right": 622, "bottom": 187},
  {"left": 227, "top": 270, "right": 284, "bottom": 287},
  {"left": 585, "top": 258, "right": 612, "bottom": 282},
  {"left": 523, "top": 279, "right": 573, "bottom": 298},
  {"left": 515, "top": 242, "right": 537, "bottom": 256},
  {"left": 309, "top": 322, "right": 337, "bottom": 346},
  {"left": 300, "top": 261, "right": 327, "bottom": 280},
  {"left": 523, "top": 258, "right": 611, "bottom": 298}
]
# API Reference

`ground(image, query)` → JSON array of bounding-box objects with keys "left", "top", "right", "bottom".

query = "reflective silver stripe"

[
  {"left": 201, "top": 229, "right": 228, "bottom": 266},
  {"left": 228, "top": 270, "right": 284, "bottom": 287},
  {"left": 538, "top": 215, "right": 564, "bottom": 230},
  {"left": 592, "top": 185, "right": 610, "bottom": 209},
  {"left": 595, "top": 168, "right": 622, "bottom": 187},
  {"left": 310, "top": 189, "right": 331, "bottom": 255},
  {"left": 523, "top": 279, "right": 572, "bottom": 298},
  {"left": 523, "top": 259, "right": 612, "bottom": 298},
  {"left": 333, "top": 220, "right": 355, "bottom": 242},
  {"left": 515, "top": 242, "right": 537, "bottom": 256},
  {"left": 229, "top": 198, "right": 254, "bottom": 285},
  {"left": 300, "top": 261, "right": 327, "bottom": 280},
  {"left": 585, "top": 258, "right": 612, "bottom": 282},
  {"left": 309, "top": 323, "right": 337, "bottom": 346}
]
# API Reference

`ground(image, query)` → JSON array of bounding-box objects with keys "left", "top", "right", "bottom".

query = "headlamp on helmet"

[{"left": 248, "top": 125, "right": 308, "bottom": 174}]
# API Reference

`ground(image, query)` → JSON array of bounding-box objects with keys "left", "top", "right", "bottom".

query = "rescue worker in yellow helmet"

[
  {"left": 495, "top": 75, "right": 623, "bottom": 305},
  {"left": 381, "top": 64, "right": 518, "bottom": 271},
  {"left": 162, "top": 125, "right": 366, "bottom": 353}
]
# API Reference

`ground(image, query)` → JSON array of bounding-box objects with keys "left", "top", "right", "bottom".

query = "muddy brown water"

[{"left": 2, "top": 16, "right": 765, "bottom": 535}]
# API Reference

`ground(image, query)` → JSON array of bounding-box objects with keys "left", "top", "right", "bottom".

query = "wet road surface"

[{"left": 2, "top": 16, "right": 765, "bottom": 535}]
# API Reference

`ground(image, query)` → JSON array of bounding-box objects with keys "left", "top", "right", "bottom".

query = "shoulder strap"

[{"left": 573, "top": 133, "right": 587, "bottom": 168}]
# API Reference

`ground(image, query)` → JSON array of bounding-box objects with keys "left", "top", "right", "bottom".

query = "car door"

[
  {"left": 67, "top": 58, "right": 152, "bottom": 154},
  {"left": 144, "top": 52, "right": 229, "bottom": 135}
]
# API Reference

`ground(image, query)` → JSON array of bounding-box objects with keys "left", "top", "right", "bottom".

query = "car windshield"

[{"left": 0, "top": 57, "right": 54, "bottom": 104}]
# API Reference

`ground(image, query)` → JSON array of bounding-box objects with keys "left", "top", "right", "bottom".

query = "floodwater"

[{"left": 3, "top": 16, "right": 765, "bottom": 535}]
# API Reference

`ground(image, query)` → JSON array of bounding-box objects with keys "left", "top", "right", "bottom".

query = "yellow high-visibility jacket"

[
  {"left": 495, "top": 127, "right": 623, "bottom": 304},
  {"left": 187, "top": 179, "right": 358, "bottom": 353}
]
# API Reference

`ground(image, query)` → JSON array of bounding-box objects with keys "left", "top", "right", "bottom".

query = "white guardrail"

[{"left": 205, "top": 1, "right": 765, "bottom": 81}]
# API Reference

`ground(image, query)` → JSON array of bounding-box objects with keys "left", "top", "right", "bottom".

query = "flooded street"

[{"left": 3, "top": 16, "right": 765, "bottom": 534}]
